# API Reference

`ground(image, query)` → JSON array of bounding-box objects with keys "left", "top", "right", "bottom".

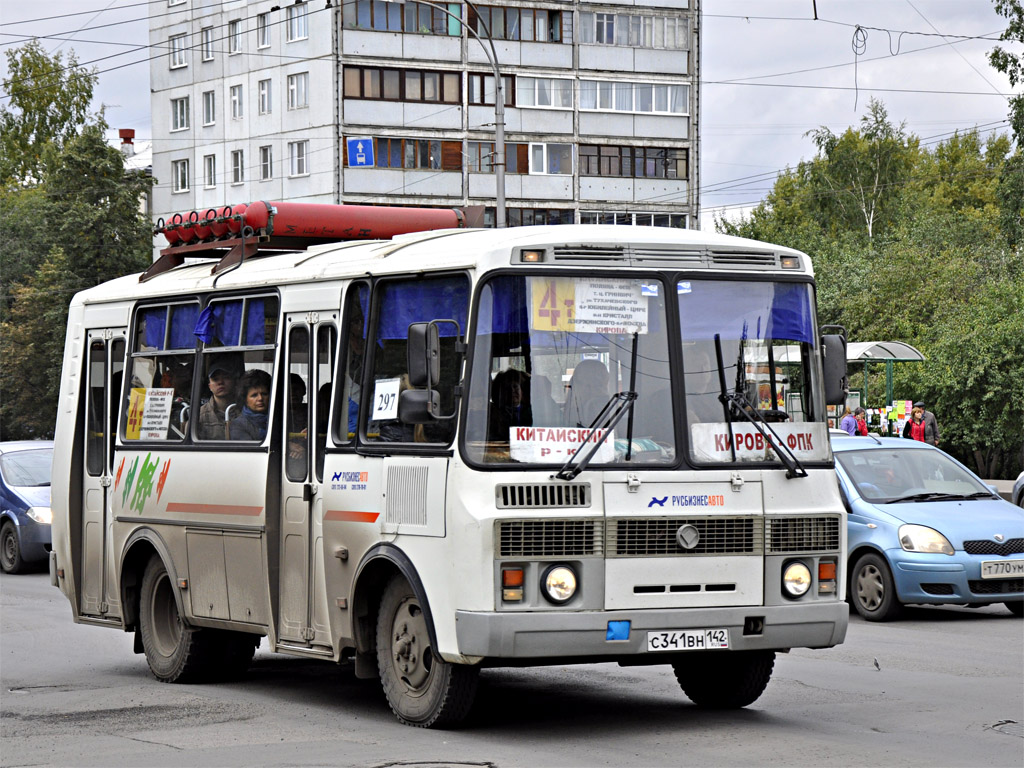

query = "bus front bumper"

[{"left": 455, "top": 602, "right": 848, "bottom": 659}]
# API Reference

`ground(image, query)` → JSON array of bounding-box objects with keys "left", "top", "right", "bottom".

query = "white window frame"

[
  {"left": 170, "top": 96, "right": 189, "bottom": 131},
  {"left": 578, "top": 11, "right": 688, "bottom": 51},
  {"left": 168, "top": 0, "right": 187, "bottom": 6},
  {"left": 201, "top": 27, "right": 215, "bottom": 61},
  {"left": 202, "top": 90, "right": 215, "bottom": 125},
  {"left": 287, "top": 72, "right": 309, "bottom": 110},
  {"left": 515, "top": 76, "right": 572, "bottom": 110},
  {"left": 169, "top": 33, "right": 188, "bottom": 69},
  {"left": 231, "top": 150, "right": 245, "bottom": 184},
  {"left": 579, "top": 79, "right": 688, "bottom": 116},
  {"left": 229, "top": 19, "right": 242, "bottom": 54},
  {"left": 259, "top": 145, "right": 273, "bottom": 180},
  {"left": 203, "top": 154, "right": 217, "bottom": 188},
  {"left": 230, "top": 84, "right": 244, "bottom": 119},
  {"left": 288, "top": 140, "right": 309, "bottom": 177},
  {"left": 171, "top": 159, "right": 190, "bottom": 192},
  {"left": 258, "top": 79, "right": 272, "bottom": 115},
  {"left": 287, "top": 3, "right": 309, "bottom": 41},
  {"left": 257, "top": 12, "right": 272, "bottom": 48},
  {"left": 528, "top": 142, "right": 572, "bottom": 175}
]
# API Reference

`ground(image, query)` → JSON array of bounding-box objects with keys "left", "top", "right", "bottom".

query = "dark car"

[
  {"left": 1013, "top": 471, "right": 1024, "bottom": 508},
  {"left": 0, "top": 441, "right": 54, "bottom": 573}
]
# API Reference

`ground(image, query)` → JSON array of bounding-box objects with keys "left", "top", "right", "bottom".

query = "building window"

[
  {"left": 287, "top": 72, "right": 309, "bottom": 109},
  {"left": 170, "top": 96, "right": 189, "bottom": 131},
  {"left": 484, "top": 207, "right": 573, "bottom": 227},
  {"left": 172, "top": 159, "right": 189, "bottom": 192},
  {"left": 347, "top": 0, "right": 461, "bottom": 35},
  {"left": 578, "top": 12, "right": 687, "bottom": 50},
  {"left": 467, "top": 141, "right": 528, "bottom": 173},
  {"left": 288, "top": 140, "right": 309, "bottom": 176},
  {"left": 258, "top": 79, "right": 272, "bottom": 114},
  {"left": 467, "top": 73, "right": 513, "bottom": 106},
  {"left": 203, "top": 154, "right": 216, "bottom": 188},
  {"left": 231, "top": 150, "right": 244, "bottom": 184},
  {"left": 202, "top": 90, "right": 215, "bottom": 125},
  {"left": 260, "top": 145, "right": 273, "bottom": 180},
  {"left": 580, "top": 80, "right": 688, "bottom": 115},
  {"left": 168, "top": 0, "right": 187, "bottom": 6},
  {"left": 169, "top": 33, "right": 187, "bottom": 68},
  {"left": 516, "top": 77, "right": 572, "bottom": 109},
  {"left": 579, "top": 145, "right": 688, "bottom": 179},
  {"left": 229, "top": 20, "right": 242, "bottom": 54},
  {"left": 287, "top": 2, "right": 308, "bottom": 41},
  {"left": 580, "top": 211, "right": 687, "bottom": 228},
  {"left": 257, "top": 12, "right": 271, "bottom": 48},
  {"left": 230, "top": 84, "right": 243, "bottom": 119},
  {"left": 343, "top": 66, "right": 460, "bottom": 104},
  {"left": 368, "top": 137, "right": 461, "bottom": 170},
  {"left": 467, "top": 5, "right": 561, "bottom": 42},
  {"left": 201, "top": 27, "right": 215, "bottom": 61},
  {"left": 529, "top": 143, "right": 572, "bottom": 175}
]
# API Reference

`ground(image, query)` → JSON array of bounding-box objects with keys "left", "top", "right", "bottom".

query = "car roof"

[
  {"left": 829, "top": 436, "right": 938, "bottom": 454},
  {"left": 0, "top": 440, "right": 55, "bottom": 455}
]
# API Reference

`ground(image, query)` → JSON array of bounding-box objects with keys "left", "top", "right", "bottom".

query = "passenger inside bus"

[
  {"left": 563, "top": 360, "right": 609, "bottom": 428},
  {"left": 230, "top": 369, "right": 272, "bottom": 441},
  {"left": 530, "top": 374, "right": 560, "bottom": 426},
  {"left": 488, "top": 369, "right": 533, "bottom": 439},
  {"left": 287, "top": 373, "right": 309, "bottom": 476},
  {"left": 164, "top": 361, "right": 193, "bottom": 439},
  {"left": 198, "top": 355, "right": 241, "bottom": 440}
]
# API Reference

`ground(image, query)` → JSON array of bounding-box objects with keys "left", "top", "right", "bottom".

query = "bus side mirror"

[
  {"left": 399, "top": 388, "right": 441, "bottom": 424},
  {"left": 821, "top": 334, "right": 848, "bottom": 406},
  {"left": 407, "top": 322, "right": 440, "bottom": 389}
]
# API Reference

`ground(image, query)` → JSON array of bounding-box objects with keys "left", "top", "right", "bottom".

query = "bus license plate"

[
  {"left": 981, "top": 559, "right": 1024, "bottom": 579},
  {"left": 647, "top": 628, "right": 729, "bottom": 652}
]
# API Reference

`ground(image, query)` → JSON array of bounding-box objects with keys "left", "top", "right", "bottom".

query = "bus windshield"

[{"left": 463, "top": 274, "right": 675, "bottom": 466}]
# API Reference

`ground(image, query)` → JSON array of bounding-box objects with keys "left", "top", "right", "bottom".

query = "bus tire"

[
  {"left": 1, "top": 521, "right": 25, "bottom": 574},
  {"left": 210, "top": 630, "right": 260, "bottom": 680},
  {"left": 375, "top": 575, "right": 478, "bottom": 728},
  {"left": 673, "top": 650, "right": 775, "bottom": 709},
  {"left": 139, "top": 554, "right": 212, "bottom": 683}
]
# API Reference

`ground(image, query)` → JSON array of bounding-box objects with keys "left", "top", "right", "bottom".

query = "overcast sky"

[{"left": 1, "top": 0, "right": 1019, "bottom": 227}]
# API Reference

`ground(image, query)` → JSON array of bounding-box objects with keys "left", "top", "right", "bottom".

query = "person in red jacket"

[{"left": 903, "top": 407, "right": 927, "bottom": 441}]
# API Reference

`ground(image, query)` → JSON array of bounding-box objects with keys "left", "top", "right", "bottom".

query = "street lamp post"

[{"left": 417, "top": 1, "right": 506, "bottom": 227}]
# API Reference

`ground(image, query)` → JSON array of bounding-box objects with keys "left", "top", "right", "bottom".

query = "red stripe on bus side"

[
  {"left": 324, "top": 510, "right": 380, "bottom": 523},
  {"left": 165, "top": 502, "right": 263, "bottom": 516}
]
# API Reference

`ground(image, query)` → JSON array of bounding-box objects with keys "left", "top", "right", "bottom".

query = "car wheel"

[
  {"left": 1005, "top": 601, "right": 1023, "bottom": 618},
  {"left": 376, "top": 575, "right": 478, "bottom": 728},
  {"left": 0, "top": 521, "right": 24, "bottom": 574},
  {"left": 673, "top": 651, "right": 776, "bottom": 709},
  {"left": 850, "top": 553, "right": 904, "bottom": 621}
]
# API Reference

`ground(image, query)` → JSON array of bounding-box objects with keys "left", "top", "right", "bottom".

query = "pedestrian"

[
  {"left": 855, "top": 407, "right": 868, "bottom": 436},
  {"left": 913, "top": 400, "right": 940, "bottom": 446},
  {"left": 903, "top": 407, "right": 927, "bottom": 442},
  {"left": 839, "top": 406, "right": 857, "bottom": 435}
]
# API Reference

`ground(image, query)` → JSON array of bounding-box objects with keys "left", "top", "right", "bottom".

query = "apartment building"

[{"left": 151, "top": 0, "right": 699, "bottom": 229}]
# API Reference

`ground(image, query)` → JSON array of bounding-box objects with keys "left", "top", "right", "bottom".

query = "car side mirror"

[{"left": 821, "top": 334, "right": 848, "bottom": 406}]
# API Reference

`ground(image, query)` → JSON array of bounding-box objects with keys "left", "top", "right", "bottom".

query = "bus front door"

[
  {"left": 278, "top": 316, "right": 336, "bottom": 650},
  {"left": 80, "top": 331, "right": 126, "bottom": 620}
]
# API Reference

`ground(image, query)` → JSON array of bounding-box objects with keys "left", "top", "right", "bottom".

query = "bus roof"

[{"left": 72, "top": 225, "right": 813, "bottom": 306}]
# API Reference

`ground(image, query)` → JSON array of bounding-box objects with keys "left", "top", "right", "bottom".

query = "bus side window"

[{"left": 334, "top": 283, "right": 368, "bottom": 444}]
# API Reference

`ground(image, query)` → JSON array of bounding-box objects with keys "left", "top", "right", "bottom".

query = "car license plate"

[
  {"left": 647, "top": 628, "right": 729, "bottom": 652},
  {"left": 981, "top": 559, "right": 1024, "bottom": 579}
]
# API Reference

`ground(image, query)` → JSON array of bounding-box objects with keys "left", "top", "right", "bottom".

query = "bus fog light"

[
  {"left": 782, "top": 561, "right": 812, "bottom": 598},
  {"left": 542, "top": 565, "right": 577, "bottom": 604}
]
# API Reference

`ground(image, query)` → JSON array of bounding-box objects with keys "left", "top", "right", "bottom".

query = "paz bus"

[{"left": 51, "top": 201, "right": 850, "bottom": 728}]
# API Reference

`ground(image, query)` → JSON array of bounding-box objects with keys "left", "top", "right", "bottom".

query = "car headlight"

[
  {"left": 899, "top": 524, "right": 954, "bottom": 555},
  {"left": 541, "top": 565, "right": 578, "bottom": 604},
  {"left": 26, "top": 506, "right": 52, "bottom": 524},
  {"left": 782, "top": 561, "right": 812, "bottom": 598}
]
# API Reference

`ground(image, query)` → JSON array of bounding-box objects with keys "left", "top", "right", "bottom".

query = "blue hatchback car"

[
  {"left": 0, "top": 440, "right": 54, "bottom": 574},
  {"left": 832, "top": 436, "right": 1023, "bottom": 621}
]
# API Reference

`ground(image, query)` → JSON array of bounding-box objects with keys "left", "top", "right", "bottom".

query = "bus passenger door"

[
  {"left": 80, "top": 331, "right": 126, "bottom": 620},
  {"left": 278, "top": 315, "right": 336, "bottom": 649}
]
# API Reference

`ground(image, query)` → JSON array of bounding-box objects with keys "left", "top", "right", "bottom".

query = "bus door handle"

[{"left": 303, "top": 483, "right": 317, "bottom": 502}]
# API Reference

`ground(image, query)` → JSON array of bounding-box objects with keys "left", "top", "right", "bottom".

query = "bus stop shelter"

[{"left": 846, "top": 341, "right": 925, "bottom": 406}]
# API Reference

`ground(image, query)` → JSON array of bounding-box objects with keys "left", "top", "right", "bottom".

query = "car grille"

[
  {"left": 607, "top": 516, "right": 763, "bottom": 557},
  {"left": 498, "top": 519, "right": 602, "bottom": 557},
  {"left": 766, "top": 516, "right": 841, "bottom": 553},
  {"left": 968, "top": 579, "right": 1023, "bottom": 595},
  {"left": 921, "top": 583, "right": 955, "bottom": 595},
  {"left": 962, "top": 538, "right": 1024, "bottom": 556}
]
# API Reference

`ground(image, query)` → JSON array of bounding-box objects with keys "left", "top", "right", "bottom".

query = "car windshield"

[
  {"left": 835, "top": 447, "right": 991, "bottom": 503},
  {"left": 0, "top": 448, "right": 53, "bottom": 487},
  {"left": 463, "top": 274, "right": 674, "bottom": 466}
]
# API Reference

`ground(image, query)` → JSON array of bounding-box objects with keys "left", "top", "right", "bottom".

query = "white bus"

[{"left": 51, "top": 202, "right": 850, "bottom": 728}]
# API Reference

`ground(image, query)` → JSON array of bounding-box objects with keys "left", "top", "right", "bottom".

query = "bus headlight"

[
  {"left": 782, "top": 561, "right": 812, "bottom": 598},
  {"left": 27, "top": 506, "right": 52, "bottom": 525},
  {"left": 541, "top": 565, "right": 578, "bottom": 604}
]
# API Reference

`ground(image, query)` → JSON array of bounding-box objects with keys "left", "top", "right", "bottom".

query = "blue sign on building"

[{"left": 346, "top": 137, "right": 375, "bottom": 167}]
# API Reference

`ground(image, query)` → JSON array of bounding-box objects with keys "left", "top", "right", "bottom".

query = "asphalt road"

[{"left": 2, "top": 570, "right": 1021, "bottom": 768}]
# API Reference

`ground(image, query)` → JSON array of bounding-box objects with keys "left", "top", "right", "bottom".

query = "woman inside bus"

[
  {"left": 230, "top": 369, "right": 272, "bottom": 441},
  {"left": 563, "top": 360, "right": 609, "bottom": 428}
]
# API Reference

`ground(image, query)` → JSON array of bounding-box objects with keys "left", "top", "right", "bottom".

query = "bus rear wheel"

[
  {"left": 376, "top": 575, "right": 478, "bottom": 728},
  {"left": 139, "top": 554, "right": 214, "bottom": 683},
  {"left": 673, "top": 650, "right": 775, "bottom": 709}
]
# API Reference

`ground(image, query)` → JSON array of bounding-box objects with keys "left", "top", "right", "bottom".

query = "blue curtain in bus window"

[
  {"left": 142, "top": 307, "right": 167, "bottom": 350},
  {"left": 244, "top": 299, "right": 266, "bottom": 345},
  {"left": 169, "top": 305, "right": 198, "bottom": 350},
  {"left": 377, "top": 278, "right": 468, "bottom": 340},
  {"left": 476, "top": 275, "right": 530, "bottom": 336},
  {"left": 678, "top": 281, "right": 813, "bottom": 344},
  {"left": 194, "top": 306, "right": 215, "bottom": 344},
  {"left": 210, "top": 301, "right": 242, "bottom": 346}
]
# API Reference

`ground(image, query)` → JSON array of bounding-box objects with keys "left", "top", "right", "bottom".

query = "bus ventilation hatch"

[{"left": 495, "top": 483, "right": 591, "bottom": 509}]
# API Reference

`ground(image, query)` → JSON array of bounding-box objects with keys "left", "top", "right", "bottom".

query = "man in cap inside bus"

[
  {"left": 198, "top": 354, "right": 242, "bottom": 440},
  {"left": 913, "top": 400, "right": 940, "bottom": 446}
]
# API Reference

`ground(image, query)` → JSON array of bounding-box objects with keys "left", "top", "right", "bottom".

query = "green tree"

[{"left": 988, "top": 0, "right": 1024, "bottom": 246}]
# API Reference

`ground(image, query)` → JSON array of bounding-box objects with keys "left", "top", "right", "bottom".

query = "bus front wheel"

[
  {"left": 673, "top": 650, "right": 775, "bottom": 708},
  {"left": 375, "top": 575, "right": 478, "bottom": 728},
  {"left": 139, "top": 554, "right": 212, "bottom": 683}
]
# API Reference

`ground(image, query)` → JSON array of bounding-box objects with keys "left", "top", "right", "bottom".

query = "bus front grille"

[
  {"left": 607, "top": 517, "right": 763, "bottom": 557},
  {"left": 498, "top": 519, "right": 602, "bottom": 557},
  {"left": 765, "top": 516, "right": 841, "bottom": 553}
]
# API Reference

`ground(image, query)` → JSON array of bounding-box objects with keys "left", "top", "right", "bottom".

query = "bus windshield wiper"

[
  {"left": 713, "top": 333, "right": 807, "bottom": 480},
  {"left": 557, "top": 390, "right": 638, "bottom": 481}
]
